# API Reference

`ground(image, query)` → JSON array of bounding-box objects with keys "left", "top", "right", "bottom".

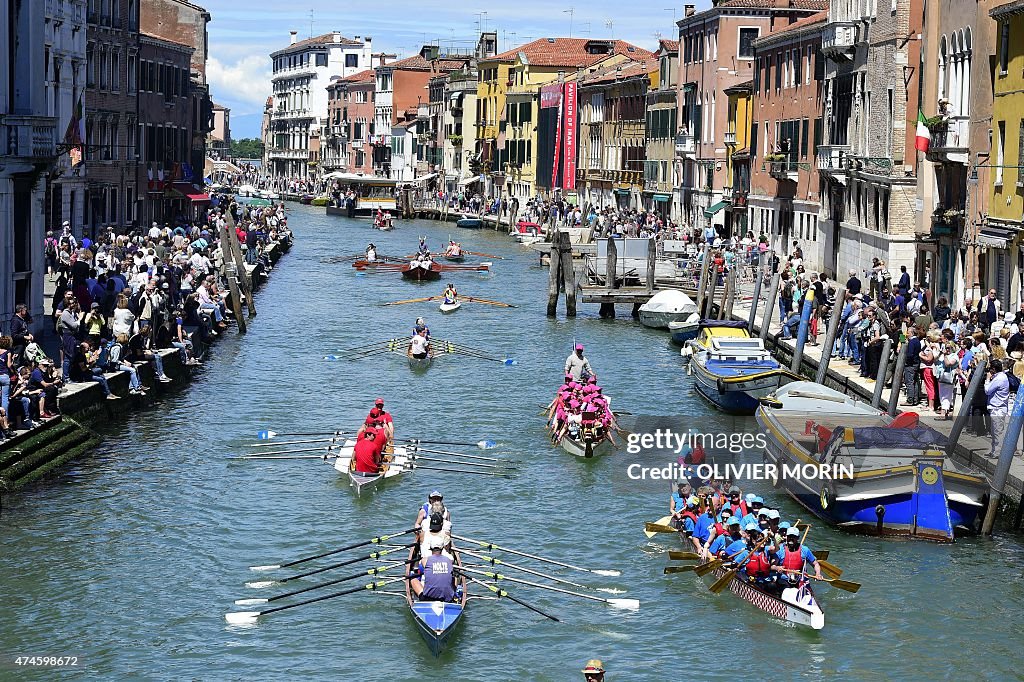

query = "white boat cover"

[{"left": 639, "top": 289, "right": 697, "bottom": 315}]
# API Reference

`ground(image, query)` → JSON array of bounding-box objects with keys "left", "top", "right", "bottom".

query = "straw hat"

[{"left": 582, "top": 660, "right": 605, "bottom": 674}]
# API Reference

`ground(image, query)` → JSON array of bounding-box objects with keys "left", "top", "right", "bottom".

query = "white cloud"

[{"left": 207, "top": 55, "right": 271, "bottom": 110}]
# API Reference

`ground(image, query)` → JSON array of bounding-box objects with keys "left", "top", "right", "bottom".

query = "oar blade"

[
  {"left": 591, "top": 569, "right": 621, "bottom": 577},
  {"left": 664, "top": 566, "right": 696, "bottom": 574},
  {"left": 708, "top": 568, "right": 737, "bottom": 594},
  {"left": 249, "top": 564, "right": 281, "bottom": 572},
  {"left": 644, "top": 522, "right": 678, "bottom": 535},
  {"left": 815, "top": 550, "right": 829, "bottom": 561},
  {"left": 477, "top": 440, "right": 497, "bottom": 449},
  {"left": 693, "top": 560, "right": 722, "bottom": 577},
  {"left": 225, "top": 611, "right": 261, "bottom": 625},
  {"left": 503, "top": 358, "right": 518, "bottom": 366},
  {"left": 608, "top": 598, "right": 640, "bottom": 610},
  {"left": 831, "top": 578, "right": 861, "bottom": 593},
  {"left": 257, "top": 430, "right": 277, "bottom": 440},
  {"left": 668, "top": 551, "right": 701, "bottom": 561},
  {"left": 234, "top": 598, "right": 268, "bottom": 606},
  {"left": 819, "top": 559, "right": 843, "bottom": 579},
  {"left": 645, "top": 516, "right": 674, "bottom": 539},
  {"left": 245, "top": 580, "right": 276, "bottom": 589}
]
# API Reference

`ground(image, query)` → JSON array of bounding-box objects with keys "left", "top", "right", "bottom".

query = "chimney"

[
  {"left": 333, "top": 31, "right": 341, "bottom": 43},
  {"left": 684, "top": 4, "right": 696, "bottom": 16},
  {"left": 289, "top": 30, "right": 297, "bottom": 45}
]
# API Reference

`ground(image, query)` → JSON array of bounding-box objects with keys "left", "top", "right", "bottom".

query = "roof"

[
  {"left": 579, "top": 59, "right": 657, "bottom": 87},
  {"left": 385, "top": 54, "right": 469, "bottom": 72},
  {"left": 991, "top": 0, "right": 1024, "bottom": 17},
  {"left": 754, "top": 10, "right": 828, "bottom": 45},
  {"left": 490, "top": 38, "right": 653, "bottom": 68},
  {"left": 715, "top": 0, "right": 827, "bottom": 7},
  {"left": 724, "top": 79, "right": 754, "bottom": 95},
  {"left": 271, "top": 32, "right": 363, "bottom": 56},
  {"left": 659, "top": 39, "right": 679, "bottom": 52},
  {"left": 139, "top": 32, "right": 194, "bottom": 53}
]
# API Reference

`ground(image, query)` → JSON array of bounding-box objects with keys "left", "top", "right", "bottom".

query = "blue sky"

[{"left": 202, "top": 0, "right": 685, "bottom": 138}]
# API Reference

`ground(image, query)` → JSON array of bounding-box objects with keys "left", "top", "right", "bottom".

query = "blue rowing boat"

[
  {"left": 405, "top": 546, "right": 467, "bottom": 656},
  {"left": 456, "top": 216, "right": 483, "bottom": 229},
  {"left": 682, "top": 320, "right": 800, "bottom": 415}
]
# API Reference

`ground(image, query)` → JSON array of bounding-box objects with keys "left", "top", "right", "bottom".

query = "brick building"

[
  {"left": 323, "top": 69, "right": 375, "bottom": 176},
  {"left": 643, "top": 40, "right": 678, "bottom": 218}
]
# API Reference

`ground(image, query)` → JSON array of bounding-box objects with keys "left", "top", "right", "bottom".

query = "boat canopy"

[
  {"left": 699, "top": 319, "right": 748, "bottom": 330},
  {"left": 844, "top": 426, "right": 949, "bottom": 452},
  {"left": 639, "top": 289, "right": 697, "bottom": 314}
]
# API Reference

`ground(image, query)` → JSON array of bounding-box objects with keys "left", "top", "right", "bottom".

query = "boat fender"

[
  {"left": 716, "top": 378, "right": 726, "bottom": 395},
  {"left": 820, "top": 484, "right": 831, "bottom": 510},
  {"left": 681, "top": 347, "right": 693, "bottom": 358},
  {"left": 875, "top": 504, "right": 885, "bottom": 534}
]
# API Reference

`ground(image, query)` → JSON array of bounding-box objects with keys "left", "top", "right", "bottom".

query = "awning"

[
  {"left": 704, "top": 200, "right": 729, "bottom": 217},
  {"left": 413, "top": 172, "right": 438, "bottom": 184},
  {"left": 978, "top": 222, "right": 1020, "bottom": 249},
  {"left": 449, "top": 92, "right": 464, "bottom": 105},
  {"left": 458, "top": 175, "right": 482, "bottom": 186},
  {"left": 613, "top": 188, "right": 630, "bottom": 196},
  {"left": 171, "top": 182, "right": 211, "bottom": 203},
  {"left": 653, "top": 193, "right": 672, "bottom": 203}
]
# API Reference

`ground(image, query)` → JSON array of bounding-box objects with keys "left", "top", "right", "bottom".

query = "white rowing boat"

[
  {"left": 331, "top": 439, "right": 410, "bottom": 494},
  {"left": 438, "top": 300, "right": 461, "bottom": 314},
  {"left": 559, "top": 432, "right": 614, "bottom": 458}
]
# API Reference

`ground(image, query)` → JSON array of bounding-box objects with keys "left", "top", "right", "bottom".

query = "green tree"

[{"left": 230, "top": 138, "right": 265, "bottom": 159}]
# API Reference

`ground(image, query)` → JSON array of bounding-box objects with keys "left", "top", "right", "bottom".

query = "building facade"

[
  {"left": 643, "top": 40, "right": 678, "bottom": 218},
  {"left": 208, "top": 102, "right": 230, "bottom": 158},
  {"left": 749, "top": 13, "right": 826, "bottom": 269},
  {"left": 723, "top": 80, "right": 752, "bottom": 236},
  {"left": 45, "top": 0, "right": 88, "bottom": 236},
  {"left": 268, "top": 31, "right": 373, "bottom": 179}
]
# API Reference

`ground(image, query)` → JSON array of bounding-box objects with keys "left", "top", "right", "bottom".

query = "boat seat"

[{"left": 890, "top": 412, "right": 920, "bottom": 428}]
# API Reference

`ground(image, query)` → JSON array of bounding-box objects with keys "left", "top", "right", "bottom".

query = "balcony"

[
  {"left": 723, "top": 131, "right": 737, "bottom": 146},
  {"left": 271, "top": 108, "right": 314, "bottom": 121},
  {"left": 722, "top": 185, "right": 733, "bottom": 199},
  {"left": 675, "top": 130, "right": 696, "bottom": 157},
  {"left": 767, "top": 157, "right": 799, "bottom": 182},
  {"left": 816, "top": 144, "right": 850, "bottom": 183},
  {"left": 926, "top": 116, "right": 969, "bottom": 165},
  {"left": 930, "top": 209, "right": 964, "bottom": 237},
  {"left": 822, "top": 21, "right": 858, "bottom": 59},
  {"left": 266, "top": 148, "right": 309, "bottom": 160},
  {"left": 1, "top": 115, "right": 57, "bottom": 163}
]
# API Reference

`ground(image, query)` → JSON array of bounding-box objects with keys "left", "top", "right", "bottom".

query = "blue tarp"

[
  {"left": 849, "top": 426, "right": 948, "bottom": 451},
  {"left": 699, "top": 319, "right": 748, "bottom": 330}
]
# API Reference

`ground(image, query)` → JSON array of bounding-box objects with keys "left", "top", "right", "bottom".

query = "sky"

[{"left": 201, "top": 0, "right": 686, "bottom": 139}]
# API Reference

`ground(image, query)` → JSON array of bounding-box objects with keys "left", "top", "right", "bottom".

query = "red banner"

[
  {"left": 562, "top": 81, "right": 578, "bottom": 191},
  {"left": 540, "top": 83, "right": 562, "bottom": 109},
  {"left": 552, "top": 85, "right": 563, "bottom": 189}
]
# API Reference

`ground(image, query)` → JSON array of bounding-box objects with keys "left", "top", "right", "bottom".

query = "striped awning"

[{"left": 703, "top": 200, "right": 729, "bottom": 217}]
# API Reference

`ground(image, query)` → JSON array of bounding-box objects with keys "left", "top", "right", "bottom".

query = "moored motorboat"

[
  {"left": 405, "top": 545, "right": 467, "bottom": 656},
  {"left": 756, "top": 381, "right": 989, "bottom": 541},
  {"left": 703, "top": 565, "right": 825, "bottom": 630},
  {"left": 438, "top": 300, "right": 461, "bottom": 314},
  {"left": 668, "top": 317, "right": 701, "bottom": 344},
  {"left": 638, "top": 290, "right": 699, "bottom": 330},
  {"left": 682, "top": 321, "right": 800, "bottom": 415},
  {"left": 457, "top": 216, "right": 483, "bottom": 229}
]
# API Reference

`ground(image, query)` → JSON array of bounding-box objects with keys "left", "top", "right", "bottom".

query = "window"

[
  {"left": 1018, "top": 120, "right": 1024, "bottom": 187},
  {"left": 1000, "top": 21, "right": 1009, "bottom": 75},
  {"left": 996, "top": 120, "right": 1005, "bottom": 184},
  {"left": 793, "top": 49, "right": 801, "bottom": 85},
  {"left": 111, "top": 50, "right": 120, "bottom": 92},
  {"left": 738, "top": 28, "right": 759, "bottom": 59},
  {"left": 128, "top": 53, "right": 137, "bottom": 92},
  {"left": 800, "top": 119, "right": 809, "bottom": 158},
  {"left": 346, "top": 54, "right": 358, "bottom": 68},
  {"left": 316, "top": 53, "right": 327, "bottom": 67},
  {"left": 775, "top": 52, "right": 782, "bottom": 90}
]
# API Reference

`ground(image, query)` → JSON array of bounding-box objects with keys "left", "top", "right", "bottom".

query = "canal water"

[{"left": 2, "top": 204, "right": 1023, "bottom": 680}]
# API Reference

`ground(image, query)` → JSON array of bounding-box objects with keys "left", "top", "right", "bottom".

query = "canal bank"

[
  {"left": 2, "top": 205, "right": 1023, "bottom": 680},
  {"left": 0, "top": 230, "right": 292, "bottom": 497}
]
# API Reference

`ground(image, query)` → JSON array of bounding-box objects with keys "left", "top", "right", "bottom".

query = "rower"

[
  {"left": 418, "top": 236, "right": 429, "bottom": 255},
  {"left": 708, "top": 513, "right": 738, "bottom": 557},
  {"left": 352, "top": 430, "right": 382, "bottom": 474},
  {"left": 722, "top": 520, "right": 751, "bottom": 564},
  {"left": 741, "top": 525, "right": 773, "bottom": 584},
  {"left": 410, "top": 537, "right": 456, "bottom": 602},
  {"left": 413, "top": 316, "right": 431, "bottom": 339},
  {"left": 669, "top": 480, "right": 694, "bottom": 531},
  {"left": 725, "top": 485, "right": 748, "bottom": 518},
  {"left": 372, "top": 397, "right": 395, "bottom": 442},
  {"left": 740, "top": 496, "right": 764, "bottom": 528},
  {"left": 772, "top": 527, "right": 823, "bottom": 583},
  {"left": 692, "top": 497, "right": 718, "bottom": 557},
  {"left": 581, "top": 660, "right": 605, "bottom": 682},
  {"left": 443, "top": 283, "right": 458, "bottom": 304},
  {"left": 446, "top": 240, "right": 462, "bottom": 257},
  {"left": 419, "top": 508, "right": 453, "bottom": 559},
  {"left": 409, "top": 327, "right": 431, "bottom": 360},
  {"left": 366, "top": 242, "right": 377, "bottom": 262},
  {"left": 415, "top": 490, "right": 451, "bottom": 527},
  {"left": 564, "top": 343, "right": 596, "bottom": 382}
]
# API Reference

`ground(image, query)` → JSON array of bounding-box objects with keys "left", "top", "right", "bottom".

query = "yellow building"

[
  {"left": 723, "top": 80, "right": 752, "bottom": 237},
  {"left": 986, "top": 0, "right": 1024, "bottom": 302},
  {"left": 476, "top": 38, "right": 652, "bottom": 201}
]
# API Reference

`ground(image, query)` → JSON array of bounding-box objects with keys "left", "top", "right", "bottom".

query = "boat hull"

[
  {"left": 401, "top": 266, "right": 442, "bottom": 281},
  {"left": 406, "top": 547, "right": 468, "bottom": 656},
  {"left": 332, "top": 440, "right": 408, "bottom": 493},
  {"left": 639, "top": 311, "right": 694, "bottom": 330},
  {"left": 669, "top": 322, "right": 700, "bottom": 344},
  {"left": 408, "top": 355, "right": 434, "bottom": 370},
  {"left": 706, "top": 565, "right": 824, "bottom": 630},
  {"left": 457, "top": 218, "right": 483, "bottom": 229},
  {"left": 439, "top": 301, "right": 461, "bottom": 314},
  {"left": 560, "top": 434, "right": 613, "bottom": 458},
  {"left": 691, "top": 361, "right": 796, "bottom": 415}
]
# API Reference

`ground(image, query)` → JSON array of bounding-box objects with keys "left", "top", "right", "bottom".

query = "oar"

[
  {"left": 668, "top": 551, "right": 701, "bottom": 561},
  {"left": 779, "top": 569, "right": 861, "bottom": 593},
  {"left": 464, "top": 296, "right": 517, "bottom": 308},
  {"left": 460, "top": 548, "right": 621, "bottom": 594},
  {"left": 405, "top": 445, "right": 514, "bottom": 463},
  {"left": 463, "top": 250, "right": 504, "bottom": 259},
  {"left": 664, "top": 566, "right": 698, "bottom": 574},
  {"left": 454, "top": 535, "right": 621, "bottom": 577},
  {"left": 225, "top": 576, "right": 408, "bottom": 624},
  {"left": 410, "top": 454, "right": 514, "bottom": 470},
  {"left": 237, "top": 562, "right": 405, "bottom": 605},
  {"left": 249, "top": 528, "right": 418, "bottom": 571},
  {"left": 645, "top": 516, "right": 675, "bottom": 539},
  {"left": 249, "top": 437, "right": 348, "bottom": 447},
  {"left": 256, "top": 429, "right": 345, "bottom": 440},
  {"left": 709, "top": 538, "right": 768, "bottom": 594},
  {"left": 400, "top": 438, "right": 497, "bottom": 450},
  {"left": 408, "top": 463, "right": 513, "bottom": 478},
  {"left": 246, "top": 545, "right": 414, "bottom": 588},
  {"left": 465, "top": 576, "right": 560, "bottom": 622},
  {"left": 383, "top": 296, "right": 440, "bottom": 306},
  {"left": 460, "top": 567, "right": 639, "bottom": 610},
  {"left": 693, "top": 559, "right": 724, "bottom": 577},
  {"left": 818, "top": 558, "right": 843, "bottom": 579},
  {"left": 336, "top": 339, "right": 398, "bottom": 353},
  {"left": 239, "top": 445, "right": 335, "bottom": 457},
  {"left": 232, "top": 454, "right": 339, "bottom": 461}
]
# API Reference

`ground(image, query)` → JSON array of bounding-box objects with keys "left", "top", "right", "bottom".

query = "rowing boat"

[
  {"left": 401, "top": 262, "right": 443, "bottom": 281},
  {"left": 404, "top": 544, "right": 467, "bottom": 656},
  {"left": 438, "top": 300, "right": 461, "bottom": 314},
  {"left": 444, "top": 253, "right": 465, "bottom": 263},
  {"left": 408, "top": 354, "right": 434, "bottom": 370},
  {"left": 331, "top": 439, "right": 409, "bottom": 494},
  {"left": 702, "top": 564, "right": 825, "bottom": 630},
  {"left": 456, "top": 216, "right": 483, "bottom": 229},
  {"left": 560, "top": 431, "right": 613, "bottom": 458}
]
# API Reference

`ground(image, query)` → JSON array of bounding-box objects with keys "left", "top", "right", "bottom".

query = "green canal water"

[{"left": 2, "top": 204, "right": 1023, "bottom": 680}]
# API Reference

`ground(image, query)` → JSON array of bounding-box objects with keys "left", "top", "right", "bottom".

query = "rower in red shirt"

[
  {"left": 373, "top": 397, "right": 394, "bottom": 442},
  {"left": 353, "top": 430, "right": 382, "bottom": 474}
]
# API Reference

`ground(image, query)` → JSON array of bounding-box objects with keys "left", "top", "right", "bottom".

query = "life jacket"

[
  {"left": 679, "top": 510, "right": 698, "bottom": 526},
  {"left": 689, "top": 442, "right": 706, "bottom": 465},
  {"left": 713, "top": 522, "right": 726, "bottom": 538},
  {"left": 746, "top": 550, "right": 771, "bottom": 579},
  {"left": 782, "top": 546, "right": 806, "bottom": 572},
  {"left": 728, "top": 501, "right": 749, "bottom": 517}
]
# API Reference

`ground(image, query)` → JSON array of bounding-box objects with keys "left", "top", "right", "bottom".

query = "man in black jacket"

[
  {"left": 845, "top": 269, "right": 862, "bottom": 296},
  {"left": 9, "top": 304, "right": 33, "bottom": 360}
]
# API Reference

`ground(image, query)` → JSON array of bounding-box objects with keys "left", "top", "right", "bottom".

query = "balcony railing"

[
  {"left": 675, "top": 130, "right": 696, "bottom": 156},
  {"left": 723, "top": 131, "right": 737, "bottom": 146},
  {"left": 2, "top": 115, "right": 57, "bottom": 161},
  {"left": 767, "top": 158, "right": 798, "bottom": 181},
  {"left": 816, "top": 144, "right": 850, "bottom": 177},
  {"left": 930, "top": 211, "right": 963, "bottom": 236},
  {"left": 822, "top": 21, "right": 858, "bottom": 57},
  {"left": 927, "top": 116, "right": 969, "bottom": 164},
  {"left": 266, "top": 148, "right": 309, "bottom": 160},
  {"left": 271, "top": 108, "right": 313, "bottom": 120}
]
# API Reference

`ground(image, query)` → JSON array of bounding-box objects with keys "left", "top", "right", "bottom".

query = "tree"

[{"left": 230, "top": 138, "right": 265, "bottom": 159}]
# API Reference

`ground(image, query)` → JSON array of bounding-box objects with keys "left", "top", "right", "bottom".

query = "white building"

[
  {"left": 1, "top": 0, "right": 56, "bottom": 331},
  {"left": 268, "top": 30, "right": 373, "bottom": 179},
  {"left": 45, "top": 0, "right": 88, "bottom": 235}
]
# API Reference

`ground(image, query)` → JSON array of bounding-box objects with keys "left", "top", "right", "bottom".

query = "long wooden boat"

[
  {"left": 756, "top": 381, "right": 988, "bottom": 541},
  {"left": 438, "top": 300, "right": 461, "bottom": 314},
  {"left": 703, "top": 564, "right": 825, "bottom": 630},
  {"left": 331, "top": 439, "right": 409, "bottom": 494},
  {"left": 682, "top": 320, "right": 800, "bottom": 415},
  {"left": 404, "top": 544, "right": 467, "bottom": 656},
  {"left": 401, "top": 262, "right": 443, "bottom": 281},
  {"left": 444, "top": 253, "right": 466, "bottom": 262},
  {"left": 560, "top": 431, "right": 613, "bottom": 458}
]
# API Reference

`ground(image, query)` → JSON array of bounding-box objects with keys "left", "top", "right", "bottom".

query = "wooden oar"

[
  {"left": 667, "top": 551, "right": 701, "bottom": 561},
  {"left": 709, "top": 538, "right": 768, "bottom": 594},
  {"left": 383, "top": 296, "right": 440, "bottom": 306},
  {"left": 466, "top": 577, "right": 561, "bottom": 622},
  {"left": 460, "top": 567, "right": 639, "bottom": 610},
  {"left": 463, "top": 249, "right": 504, "bottom": 259},
  {"left": 454, "top": 535, "right": 620, "bottom": 576},
  {"left": 248, "top": 528, "right": 418, "bottom": 571},
  {"left": 664, "top": 566, "right": 698, "bottom": 574},
  {"left": 226, "top": 576, "right": 408, "bottom": 624},
  {"left": 693, "top": 559, "right": 724, "bottom": 577},
  {"left": 236, "top": 562, "right": 406, "bottom": 605},
  {"left": 818, "top": 558, "right": 843, "bottom": 579},
  {"left": 779, "top": 568, "right": 860, "bottom": 593},
  {"left": 464, "top": 296, "right": 518, "bottom": 308},
  {"left": 645, "top": 516, "right": 675, "bottom": 539},
  {"left": 460, "top": 548, "right": 619, "bottom": 594},
  {"left": 246, "top": 544, "right": 415, "bottom": 587}
]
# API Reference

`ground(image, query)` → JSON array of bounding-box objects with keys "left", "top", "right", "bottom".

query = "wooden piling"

[
  {"left": 946, "top": 360, "right": 988, "bottom": 455},
  {"left": 222, "top": 211, "right": 257, "bottom": 318},
  {"left": 887, "top": 334, "right": 908, "bottom": 416},
  {"left": 790, "top": 289, "right": 815, "bottom": 373},
  {"left": 815, "top": 286, "right": 846, "bottom": 384},
  {"left": 747, "top": 253, "right": 765, "bottom": 331},
  {"left": 561, "top": 231, "right": 577, "bottom": 317},
  {"left": 546, "top": 234, "right": 561, "bottom": 317},
  {"left": 645, "top": 237, "right": 657, "bottom": 294},
  {"left": 218, "top": 226, "right": 247, "bottom": 333},
  {"left": 870, "top": 338, "right": 893, "bottom": 408},
  {"left": 981, "top": 390, "right": 1024, "bottom": 534},
  {"left": 695, "top": 244, "right": 711, "bottom": 315},
  {"left": 705, "top": 267, "right": 718, "bottom": 319},
  {"left": 600, "top": 236, "right": 618, "bottom": 319},
  {"left": 760, "top": 271, "right": 782, "bottom": 341},
  {"left": 722, "top": 260, "right": 738, "bottom": 319}
]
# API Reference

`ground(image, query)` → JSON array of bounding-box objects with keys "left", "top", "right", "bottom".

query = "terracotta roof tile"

[
  {"left": 492, "top": 38, "right": 653, "bottom": 68},
  {"left": 386, "top": 54, "right": 469, "bottom": 72},
  {"left": 758, "top": 10, "right": 828, "bottom": 40},
  {"left": 272, "top": 32, "right": 363, "bottom": 55},
  {"left": 659, "top": 39, "right": 680, "bottom": 52},
  {"left": 715, "top": 0, "right": 826, "bottom": 8},
  {"left": 579, "top": 59, "right": 657, "bottom": 86}
]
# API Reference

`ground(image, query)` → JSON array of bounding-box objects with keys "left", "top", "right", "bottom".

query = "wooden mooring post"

[
  {"left": 870, "top": 338, "right": 893, "bottom": 408},
  {"left": 218, "top": 226, "right": 247, "bottom": 333},
  {"left": 815, "top": 286, "right": 846, "bottom": 384},
  {"left": 546, "top": 231, "right": 577, "bottom": 317},
  {"left": 223, "top": 209, "right": 257, "bottom": 318},
  {"left": 747, "top": 253, "right": 765, "bottom": 331},
  {"left": 705, "top": 268, "right": 719, "bottom": 320},
  {"left": 600, "top": 236, "right": 618, "bottom": 319},
  {"left": 695, "top": 244, "right": 711, "bottom": 316},
  {"left": 760, "top": 270, "right": 782, "bottom": 341},
  {"left": 721, "top": 260, "right": 737, "bottom": 319}
]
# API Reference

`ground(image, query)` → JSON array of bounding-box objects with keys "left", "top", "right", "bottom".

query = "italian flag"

[{"left": 915, "top": 110, "right": 931, "bottom": 152}]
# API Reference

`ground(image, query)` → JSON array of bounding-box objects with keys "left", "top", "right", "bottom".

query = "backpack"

[
  {"left": 1007, "top": 370, "right": 1021, "bottom": 394},
  {"left": 105, "top": 342, "right": 124, "bottom": 371},
  {"left": 45, "top": 238, "right": 57, "bottom": 258},
  {"left": 97, "top": 340, "right": 113, "bottom": 371}
]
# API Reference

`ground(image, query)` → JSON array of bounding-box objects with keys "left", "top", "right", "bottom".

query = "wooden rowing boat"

[
  {"left": 443, "top": 252, "right": 465, "bottom": 263},
  {"left": 559, "top": 432, "right": 613, "bottom": 458},
  {"left": 438, "top": 300, "right": 461, "bottom": 314},
  {"left": 702, "top": 564, "right": 825, "bottom": 630},
  {"left": 331, "top": 439, "right": 409, "bottom": 494},
  {"left": 408, "top": 354, "right": 434, "bottom": 370},
  {"left": 401, "top": 262, "right": 443, "bottom": 281},
  {"left": 404, "top": 544, "right": 467, "bottom": 656}
]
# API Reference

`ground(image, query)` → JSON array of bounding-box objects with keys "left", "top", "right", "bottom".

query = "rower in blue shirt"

[
  {"left": 772, "top": 526, "right": 822, "bottom": 583},
  {"left": 711, "top": 516, "right": 743, "bottom": 557},
  {"left": 740, "top": 496, "right": 765, "bottom": 528},
  {"left": 692, "top": 503, "right": 717, "bottom": 555}
]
